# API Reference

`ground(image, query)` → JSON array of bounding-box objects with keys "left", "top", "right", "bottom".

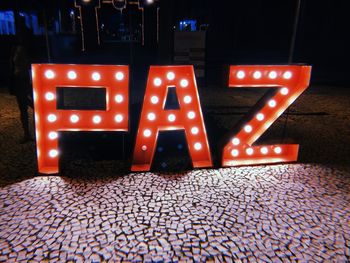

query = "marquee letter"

[
  {"left": 132, "top": 66, "right": 212, "bottom": 171},
  {"left": 32, "top": 64, "right": 129, "bottom": 174},
  {"left": 222, "top": 65, "right": 311, "bottom": 166}
]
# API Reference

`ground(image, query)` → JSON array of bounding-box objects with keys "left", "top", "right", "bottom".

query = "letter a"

[{"left": 132, "top": 66, "right": 212, "bottom": 171}]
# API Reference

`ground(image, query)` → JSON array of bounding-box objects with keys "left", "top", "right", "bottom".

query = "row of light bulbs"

[
  {"left": 47, "top": 113, "right": 124, "bottom": 123},
  {"left": 44, "top": 70, "right": 125, "bottom": 81},
  {"left": 236, "top": 70, "right": 293, "bottom": 80},
  {"left": 230, "top": 146, "right": 282, "bottom": 157}
]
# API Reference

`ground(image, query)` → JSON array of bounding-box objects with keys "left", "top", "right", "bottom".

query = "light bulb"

[
  {"left": 180, "top": 79, "right": 188, "bottom": 88},
  {"left": 232, "top": 138, "right": 240, "bottom": 145},
  {"left": 253, "top": 71, "right": 262, "bottom": 79},
  {"left": 67, "top": 71, "right": 77, "bottom": 80},
  {"left": 147, "top": 113, "right": 156, "bottom": 121},
  {"left": 237, "top": 70, "right": 245, "bottom": 79},
  {"left": 168, "top": 114, "right": 176, "bottom": 122},
  {"left": 45, "top": 70, "right": 55, "bottom": 79},
  {"left": 268, "top": 100, "right": 276, "bottom": 108},
  {"left": 151, "top": 96, "right": 159, "bottom": 104},
  {"left": 167, "top": 72, "right": 175, "bottom": 80},
  {"left": 194, "top": 142, "right": 202, "bottom": 150},
  {"left": 92, "top": 72, "right": 101, "bottom": 81},
  {"left": 49, "top": 149, "right": 58, "bottom": 158},
  {"left": 115, "top": 72, "right": 124, "bottom": 80},
  {"left": 70, "top": 114, "right": 79, "bottom": 123},
  {"left": 260, "top": 147, "right": 268, "bottom": 154},
  {"left": 280, "top": 87, "right": 289, "bottom": 95},
  {"left": 231, "top": 149, "right": 239, "bottom": 157},
  {"left": 114, "top": 114, "right": 123, "bottom": 123},
  {"left": 187, "top": 111, "right": 195, "bottom": 119},
  {"left": 283, "top": 71, "right": 292, "bottom": 79},
  {"left": 115, "top": 95, "right": 123, "bottom": 103},
  {"left": 154, "top": 78, "right": 162, "bottom": 86},
  {"left": 45, "top": 92, "right": 55, "bottom": 101},
  {"left": 191, "top": 127, "right": 199, "bottom": 135},
  {"left": 47, "top": 114, "right": 57, "bottom": 122},
  {"left": 184, "top": 95, "right": 192, "bottom": 104},
  {"left": 246, "top": 148, "right": 254, "bottom": 155},
  {"left": 244, "top": 125, "right": 252, "bottom": 133},
  {"left": 93, "top": 115, "right": 101, "bottom": 124},
  {"left": 268, "top": 71, "right": 277, "bottom": 79},
  {"left": 256, "top": 113, "right": 264, "bottom": 121},
  {"left": 274, "top": 147, "right": 282, "bottom": 154},
  {"left": 143, "top": 129, "right": 151, "bottom": 137},
  {"left": 48, "top": 132, "right": 58, "bottom": 140}
]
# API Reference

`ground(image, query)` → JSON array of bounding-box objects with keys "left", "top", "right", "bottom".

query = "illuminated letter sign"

[
  {"left": 32, "top": 64, "right": 129, "bottom": 174},
  {"left": 32, "top": 64, "right": 311, "bottom": 174},
  {"left": 222, "top": 65, "right": 311, "bottom": 167},
  {"left": 131, "top": 66, "right": 212, "bottom": 171}
]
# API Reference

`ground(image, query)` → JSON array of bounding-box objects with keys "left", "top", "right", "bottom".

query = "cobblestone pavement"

[
  {"left": 1, "top": 165, "right": 350, "bottom": 262},
  {"left": 1, "top": 85, "right": 350, "bottom": 261}
]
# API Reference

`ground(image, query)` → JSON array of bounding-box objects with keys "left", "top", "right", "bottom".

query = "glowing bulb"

[
  {"left": 92, "top": 72, "right": 101, "bottom": 81},
  {"left": 114, "top": 114, "right": 123, "bottom": 123},
  {"left": 142, "top": 145, "right": 147, "bottom": 151},
  {"left": 280, "top": 87, "right": 289, "bottom": 95},
  {"left": 49, "top": 149, "right": 58, "bottom": 158},
  {"left": 232, "top": 138, "right": 240, "bottom": 145},
  {"left": 168, "top": 114, "right": 176, "bottom": 122},
  {"left": 167, "top": 72, "right": 175, "bottom": 80},
  {"left": 67, "top": 71, "right": 77, "bottom": 79},
  {"left": 194, "top": 142, "right": 202, "bottom": 150},
  {"left": 256, "top": 113, "right": 264, "bottom": 121},
  {"left": 283, "top": 71, "right": 292, "bottom": 79},
  {"left": 115, "top": 94, "right": 123, "bottom": 103},
  {"left": 261, "top": 147, "right": 268, "bottom": 154},
  {"left": 246, "top": 148, "right": 254, "bottom": 155},
  {"left": 93, "top": 115, "right": 101, "bottom": 124},
  {"left": 253, "top": 71, "right": 262, "bottom": 79},
  {"left": 268, "top": 100, "right": 276, "bottom": 108},
  {"left": 47, "top": 114, "right": 57, "bottom": 122},
  {"left": 274, "top": 147, "right": 282, "bottom": 154},
  {"left": 45, "top": 92, "right": 55, "bottom": 101},
  {"left": 48, "top": 132, "right": 58, "bottom": 140},
  {"left": 143, "top": 129, "right": 151, "bottom": 137},
  {"left": 151, "top": 96, "right": 159, "bottom": 104},
  {"left": 184, "top": 95, "right": 192, "bottom": 104},
  {"left": 268, "top": 71, "right": 277, "bottom": 79},
  {"left": 244, "top": 125, "right": 252, "bottom": 133},
  {"left": 191, "top": 127, "right": 199, "bottom": 135},
  {"left": 180, "top": 79, "right": 188, "bottom": 88},
  {"left": 70, "top": 114, "right": 79, "bottom": 123},
  {"left": 45, "top": 70, "right": 55, "bottom": 79},
  {"left": 236, "top": 70, "right": 245, "bottom": 79},
  {"left": 154, "top": 78, "right": 162, "bottom": 86},
  {"left": 115, "top": 72, "right": 124, "bottom": 80},
  {"left": 187, "top": 111, "right": 195, "bottom": 119},
  {"left": 231, "top": 149, "right": 239, "bottom": 157},
  {"left": 147, "top": 112, "right": 156, "bottom": 121}
]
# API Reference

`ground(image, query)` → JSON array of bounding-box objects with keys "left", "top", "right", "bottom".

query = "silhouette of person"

[{"left": 9, "top": 16, "right": 34, "bottom": 143}]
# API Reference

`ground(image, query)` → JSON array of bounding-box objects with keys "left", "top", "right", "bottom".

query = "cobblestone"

[{"left": 0, "top": 165, "right": 349, "bottom": 261}]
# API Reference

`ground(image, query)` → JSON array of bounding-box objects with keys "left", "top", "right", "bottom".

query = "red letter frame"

[
  {"left": 132, "top": 66, "right": 212, "bottom": 171},
  {"left": 222, "top": 65, "right": 311, "bottom": 167},
  {"left": 32, "top": 64, "right": 129, "bottom": 174}
]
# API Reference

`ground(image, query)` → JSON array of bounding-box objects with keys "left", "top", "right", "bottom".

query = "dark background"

[{"left": 0, "top": 0, "right": 349, "bottom": 86}]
